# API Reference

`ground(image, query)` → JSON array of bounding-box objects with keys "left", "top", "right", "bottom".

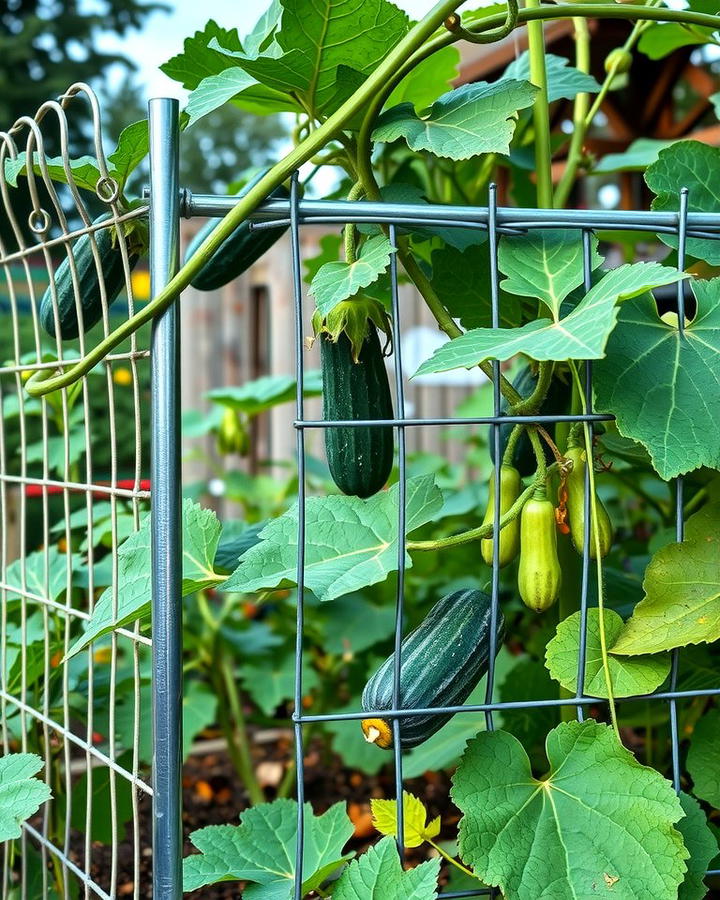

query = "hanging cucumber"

[
  {"left": 360, "top": 589, "right": 505, "bottom": 750},
  {"left": 565, "top": 445, "right": 613, "bottom": 558},
  {"left": 316, "top": 295, "right": 394, "bottom": 499},
  {"left": 518, "top": 490, "right": 561, "bottom": 612},
  {"left": 185, "top": 169, "right": 290, "bottom": 291},
  {"left": 480, "top": 465, "right": 521, "bottom": 567},
  {"left": 321, "top": 323, "right": 394, "bottom": 498},
  {"left": 490, "top": 364, "right": 569, "bottom": 475},
  {"left": 40, "top": 214, "right": 142, "bottom": 339}
]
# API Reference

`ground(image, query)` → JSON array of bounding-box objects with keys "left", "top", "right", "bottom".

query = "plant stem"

[
  {"left": 525, "top": 0, "right": 554, "bottom": 209},
  {"left": 427, "top": 839, "right": 481, "bottom": 880},
  {"left": 511, "top": 361, "right": 553, "bottom": 415},
  {"left": 568, "top": 362, "right": 619, "bottom": 740},
  {"left": 502, "top": 424, "right": 525, "bottom": 466},
  {"left": 553, "top": 16, "right": 590, "bottom": 208},
  {"left": 408, "top": 478, "right": 540, "bottom": 550},
  {"left": 217, "top": 660, "right": 265, "bottom": 806},
  {"left": 528, "top": 427, "right": 548, "bottom": 482}
]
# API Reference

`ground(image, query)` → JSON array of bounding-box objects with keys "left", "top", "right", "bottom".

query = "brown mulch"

[{"left": 47, "top": 733, "right": 458, "bottom": 899}]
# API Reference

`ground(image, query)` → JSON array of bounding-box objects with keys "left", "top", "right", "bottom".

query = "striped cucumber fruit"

[
  {"left": 40, "top": 215, "right": 139, "bottom": 339},
  {"left": 185, "top": 172, "right": 290, "bottom": 291},
  {"left": 361, "top": 589, "right": 504, "bottom": 750}
]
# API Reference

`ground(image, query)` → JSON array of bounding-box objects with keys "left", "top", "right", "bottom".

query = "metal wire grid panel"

[
  {"left": 2, "top": 82, "right": 719, "bottom": 899},
  {"left": 0, "top": 89, "right": 181, "bottom": 899},
  {"left": 236, "top": 177, "right": 720, "bottom": 898}
]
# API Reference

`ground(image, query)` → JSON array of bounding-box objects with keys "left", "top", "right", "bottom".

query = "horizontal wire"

[
  {"left": 0, "top": 350, "right": 149, "bottom": 376},
  {"left": 0, "top": 581, "right": 153, "bottom": 645},
  {"left": 0, "top": 473, "right": 150, "bottom": 500},
  {"left": 0, "top": 690, "right": 153, "bottom": 793},
  {"left": 0, "top": 207, "right": 149, "bottom": 267},
  {"left": 22, "top": 824, "right": 113, "bottom": 900},
  {"left": 295, "top": 686, "right": 720, "bottom": 723},
  {"left": 296, "top": 413, "right": 614, "bottom": 429}
]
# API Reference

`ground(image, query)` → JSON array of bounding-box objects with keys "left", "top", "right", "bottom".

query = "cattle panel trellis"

[{"left": 0, "top": 87, "right": 718, "bottom": 899}]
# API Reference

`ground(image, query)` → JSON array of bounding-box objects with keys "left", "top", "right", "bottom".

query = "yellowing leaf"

[
  {"left": 610, "top": 537, "right": 720, "bottom": 656},
  {"left": 371, "top": 791, "right": 440, "bottom": 848}
]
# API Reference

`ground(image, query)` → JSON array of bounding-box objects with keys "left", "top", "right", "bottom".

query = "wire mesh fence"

[
  {"left": 250, "top": 175, "right": 720, "bottom": 898},
  {"left": 2, "top": 82, "right": 720, "bottom": 899},
  {"left": 0, "top": 85, "right": 154, "bottom": 900}
]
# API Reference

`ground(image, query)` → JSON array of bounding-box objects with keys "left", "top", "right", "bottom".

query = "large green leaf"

[
  {"left": 687, "top": 709, "right": 720, "bottom": 808},
  {"left": 546, "top": 609, "right": 670, "bottom": 698},
  {"left": 415, "top": 263, "right": 685, "bottom": 374},
  {"left": 373, "top": 80, "right": 537, "bottom": 161},
  {"left": 677, "top": 792, "right": 717, "bottom": 900},
  {"left": 498, "top": 229, "right": 603, "bottom": 319},
  {"left": 67, "top": 501, "right": 225, "bottom": 657},
  {"left": 183, "top": 799, "right": 353, "bottom": 894},
  {"left": 502, "top": 51, "right": 601, "bottom": 103},
  {"left": 225, "top": 0, "right": 410, "bottom": 119},
  {"left": 223, "top": 476, "right": 443, "bottom": 602},
  {"left": 160, "top": 19, "right": 244, "bottom": 89},
  {"left": 310, "top": 236, "right": 395, "bottom": 316},
  {"left": 646, "top": 141, "right": 720, "bottom": 264},
  {"left": 594, "top": 279, "right": 720, "bottom": 479},
  {"left": 332, "top": 836, "right": 440, "bottom": 899},
  {"left": 452, "top": 721, "right": 688, "bottom": 899},
  {"left": 610, "top": 511, "right": 720, "bottom": 655},
  {"left": 0, "top": 754, "right": 52, "bottom": 842}
]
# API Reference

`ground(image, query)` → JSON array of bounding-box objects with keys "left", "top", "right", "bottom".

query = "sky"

[{"left": 97, "top": 0, "right": 436, "bottom": 99}]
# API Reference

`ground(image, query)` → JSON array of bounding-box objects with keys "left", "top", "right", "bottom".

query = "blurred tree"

[
  {"left": 102, "top": 74, "right": 289, "bottom": 195},
  {"left": 0, "top": 0, "right": 167, "bottom": 127}
]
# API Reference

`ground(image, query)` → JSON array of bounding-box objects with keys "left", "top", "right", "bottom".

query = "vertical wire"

[
  {"left": 668, "top": 187, "right": 688, "bottom": 792},
  {"left": 484, "top": 184, "right": 501, "bottom": 737},
  {"left": 290, "top": 172, "right": 308, "bottom": 900},
  {"left": 389, "top": 225, "right": 406, "bottom": 856},
  {"left": 676, "top": 188, "right": 688, "bottom": 340},
  {"left": 574, "top": 229, "right": 594, "bottom": 721}
]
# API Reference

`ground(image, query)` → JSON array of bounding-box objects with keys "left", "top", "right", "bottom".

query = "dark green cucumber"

[
  {"left": 490, "top": 365, "right": 569, "bottom": 476},
  {"left": 321, "top": 325, "right": 393, "bottom": 498},
  {"left": 361, "top": 589, "right": 505, "bottom": 750},
  {"left": 40, "top": 215, "right": 139, "bottom": 339},
  {"left": 185, "top": 181, "right": 290, "bottom": 291}
]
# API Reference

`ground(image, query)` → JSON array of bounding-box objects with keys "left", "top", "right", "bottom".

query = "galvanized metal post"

[{"left": 148, "top": 97, "right": 183, "bottom": 899}]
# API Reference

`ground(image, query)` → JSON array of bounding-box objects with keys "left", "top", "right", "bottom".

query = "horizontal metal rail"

[
  {"left": 295, "top": 686, "right": 720, "bottom": 724},
  {"left": 184, "top": 193, "right": 720, "bottom": 236}
]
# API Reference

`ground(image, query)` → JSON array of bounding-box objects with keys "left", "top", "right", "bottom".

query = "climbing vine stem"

[{"left": 568, "top": 360, "right": 620, "bottom": 739}]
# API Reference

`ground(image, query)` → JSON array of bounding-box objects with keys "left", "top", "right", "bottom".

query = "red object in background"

[{"left": 24, "top": 479, "right": 151, "bottom": 498}]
